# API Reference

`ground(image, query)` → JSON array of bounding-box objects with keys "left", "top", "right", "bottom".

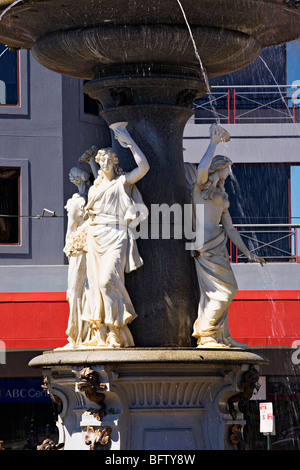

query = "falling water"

[
  {"left": 0, "top": 46, "right": 8, "bottom": 58},
  {"left": 228, "top": 172, "right": 260, "bottom": 257},
  {"left": 257, "top": 57, "right": 300, "bottom": 447},
  {"left": 176, "top": 0, "right": 220, "bottom": 123},
  {"left": 259, "top": 55, "right": 300, "bottom": 134}
]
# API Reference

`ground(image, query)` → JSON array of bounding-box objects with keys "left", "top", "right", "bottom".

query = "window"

[
  {"left": 0, "top": 167, "right": 20, "bottom": 244},
  {"left": 226, "top": 163, "right": 294, "bottom": 262},
  {"left": 226, "top": 163, "right": 290, "bottom": 225},
  {"left": 0, "top": 159, "right": 29, "bottom": 254},
  {"left": 193, "top": 44, "right": 293, "bottom": 124},
  {"left": 0, "top": 45, "right": 19, "bottom": 106}
]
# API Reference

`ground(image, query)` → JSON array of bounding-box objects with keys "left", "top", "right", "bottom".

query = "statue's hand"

[
  {"left": 210, "top": 123, "right": 230, "bottom": 144},
  {"left": 114, "top": 128, "right": 133, "bottom": 149},
  {"left": 247, "top": 253, "right": 266, "bottom": 267}
]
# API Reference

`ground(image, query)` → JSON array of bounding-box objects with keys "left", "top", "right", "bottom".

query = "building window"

[
  {"left": 0, "top": 159, "right": 28, "bottom": 254},
  {"left": 226, "top": 163, "right": 296, "bottom": 262},
  {"left": 0, "top": 167, "right": 20, "bottom": 244},
  {"left": 193, "top": 44, "right": 291, "bottom": 124},
  {"left": 0, "top": 45, "right": 19, "bottom": 106}
]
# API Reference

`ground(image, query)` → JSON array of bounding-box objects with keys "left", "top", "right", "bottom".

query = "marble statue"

[
  {"left": 188, "top": 123, "right": 265, "bottom": 349},
  {"left": 63, "top": 166, "right": 91, "bottom": 348},
  {"left": 64, "top": 123, "right": 149, "bottom": 349}
]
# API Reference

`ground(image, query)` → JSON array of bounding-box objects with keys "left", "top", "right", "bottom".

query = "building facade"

[
  {"left": 0, "top": 41, "right": 300, "bottom": 450},
  {"left": 183, "top": 41, "right": 300, "bottom": 450},
  {"left": 0, "top": 48, "right": 110, "bottom": 448}
]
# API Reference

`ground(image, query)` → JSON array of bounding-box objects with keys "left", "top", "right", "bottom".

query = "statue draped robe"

[
  {"left": 185, "top": 162, "right": 241, "bottom": 347},
  {"left": 82, "top": 174, "right": 144, "bottom": 347},
  {"left": 191, "top": 229, "right": 238, "bottom": 345}
]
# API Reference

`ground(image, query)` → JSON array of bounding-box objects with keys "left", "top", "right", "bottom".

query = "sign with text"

[
  {"left": 0, "top": 378, "right": 51, "bottom": 404},
  {"left": 260, "top": 402, "right": 273, "bottom": 433}
]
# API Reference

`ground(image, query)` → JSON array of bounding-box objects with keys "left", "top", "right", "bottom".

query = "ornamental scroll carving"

[
  {"left": 85, "top": 426, "right": 112, "bottom": 450},
  {"left": 228, "top": 365, "right": 260, "bottom": 420},
  {"left": 77, "top": 367, "right": 107, "bottom": 420}
]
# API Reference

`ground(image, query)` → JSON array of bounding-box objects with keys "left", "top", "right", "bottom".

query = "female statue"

[
  {"left": 79, "top": 123, "right": 150, "bottom": 348},
  {"left": 190, "top": 124, "right": 265, "bottom": 348},
  {"left": 63, "top": 166, "right": 91, "bottom": 348}
]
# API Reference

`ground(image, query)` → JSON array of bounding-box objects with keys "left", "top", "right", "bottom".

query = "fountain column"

[{"left": 84, "top": 65, "right": 206, "bottom": 347}]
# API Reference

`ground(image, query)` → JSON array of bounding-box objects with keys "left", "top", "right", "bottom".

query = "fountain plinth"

[
  {"left": 1, "top": 0, "right": 298, "bottom": 450},
  {"left": 30, "top": 348, "right": 268, "bottom": 451}
]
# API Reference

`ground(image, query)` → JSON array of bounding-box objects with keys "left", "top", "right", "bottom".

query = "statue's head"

[
  {"left": 95, "top": 148, "right": 118, "bottom": 167},
  {"left": 201, "top": 155, "right": 233, "bottom": 198},
  {"left": 69, "top": 166, "right": 91, "bottom": 186},
  {"left": 208, "top": 155, "right": 232, "bottom": 176},
  {"left": 95, "top": 148, "right": 123, "bottom": 180}
]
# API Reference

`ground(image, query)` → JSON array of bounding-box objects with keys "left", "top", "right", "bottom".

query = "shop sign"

[
  {"left": 0, "top": 378, "right": 51, "bottom": 403},
  {"left": 260, "top": 402, "right": 274, "bottom": 433}
]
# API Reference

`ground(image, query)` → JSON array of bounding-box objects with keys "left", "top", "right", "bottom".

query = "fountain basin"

[{"left": 0, "top": 0, "right": 299, "bottom": 81}]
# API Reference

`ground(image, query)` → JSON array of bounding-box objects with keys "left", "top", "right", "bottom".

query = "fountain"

[{"left": 1, "top": 0, "right": 300, "bottom": 451}]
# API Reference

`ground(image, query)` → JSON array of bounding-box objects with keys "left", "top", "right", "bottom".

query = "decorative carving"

[
  {"left": 124, "top": 379, "right": 206, "bottom": 409},
  {"left": 83, "top": 408, "right": 107, "bottom": 421},
  {"left": 77, "top": 367, "right": 107, "bottom": 419},
  {"left": 41, "top": 375, "right": 62, "bottom": 404},
  {"left": 229, "top": 424, "right": 246, "bottom": 450},
  {"left": 228, "top": 365, "right": 260, "bottom": 419},
  {"left": 85, "top": 426, "right": 112, "bottom": 450},
  {"left": 185, "top": 123, "right": 265, "bottom": 348},
  {"left": 36, "top": 439, "right": 64, "bottom": 450}
]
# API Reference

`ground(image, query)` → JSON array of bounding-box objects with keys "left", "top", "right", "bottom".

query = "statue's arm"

[
  {"left": 114, "top": 129, "right": 150, "bottom": 185},
  {"left": 196, "top": 124, "right": 228, "bottom": 186},
  {"left": 196, "top": 139, "right": 218, "bottom": 186},
  {"left": 78, "top": 146, "right": 99, "bottom": 179},
  {"left": 221, "top": 210, "right": 265, "bottom": 266},
  {"left": 126, "top": 140, "right": 150, "bottom": 185},
  {"left": 65, "top": 203, "right": 82, "bottom": 240}
]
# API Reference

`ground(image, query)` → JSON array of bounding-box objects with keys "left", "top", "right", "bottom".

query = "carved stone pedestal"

[{"left": 29, "top": 348, "right": 267, "bottom": 451}]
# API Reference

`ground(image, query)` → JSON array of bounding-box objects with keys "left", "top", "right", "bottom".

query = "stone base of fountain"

[{"left": 29, "top": 348, "right": 267, "bottom": 451}]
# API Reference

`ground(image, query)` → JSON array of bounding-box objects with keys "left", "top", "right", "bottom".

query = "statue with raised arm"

[
  {"left": 79, "top": 122, "right": 150, "bottom": 348},
  {"left": 189, "top": 123, "right": 265, "bottom": 349}
]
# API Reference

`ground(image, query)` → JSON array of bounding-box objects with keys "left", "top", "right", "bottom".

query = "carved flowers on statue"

[{"left": 63, "top": 223, "right": 88, "bottom": 257}]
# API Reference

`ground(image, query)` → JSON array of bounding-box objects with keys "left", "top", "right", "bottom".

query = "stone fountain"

[{"left": 1, "top": 0, "right": 300, "bottom": 451}]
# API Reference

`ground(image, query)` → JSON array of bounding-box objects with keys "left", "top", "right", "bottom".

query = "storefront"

[{"left": 0, "top": 351, "right": 59, "bottom": 450}]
